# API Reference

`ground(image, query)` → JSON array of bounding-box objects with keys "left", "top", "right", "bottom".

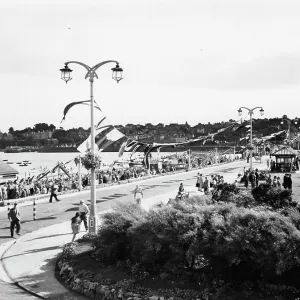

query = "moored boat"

[{"left": 4, "top": 146, "right": 23, "bottom": 153}]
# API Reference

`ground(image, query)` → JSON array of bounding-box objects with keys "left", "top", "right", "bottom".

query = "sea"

[{"left": 0, "top": 151, "right": 182, "bottom": 179}]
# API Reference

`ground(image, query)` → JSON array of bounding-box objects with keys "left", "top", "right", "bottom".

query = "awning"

[
  {"left": 272, "top": 146, "right": 299, "bottom": 157},
  {"left": 0, "top": 160, "right": 19, "bottom": 176}
]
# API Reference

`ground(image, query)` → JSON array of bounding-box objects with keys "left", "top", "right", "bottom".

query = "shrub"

[
  {"left": 212, "top": 183, "right": 240, "bottom": 202},
  {"left": 252, "top": 184, "right": 295, "bottom": 209},
  {"left": 93, "top": 202, "right": 146, "bottom": 263},
  {"left": 92, "top": 201, "right": 300, "bottom": 289}
]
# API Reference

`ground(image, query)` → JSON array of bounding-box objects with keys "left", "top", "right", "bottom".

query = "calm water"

[{"left": 0, "top": 151, "right": 178, "bottom": 179}]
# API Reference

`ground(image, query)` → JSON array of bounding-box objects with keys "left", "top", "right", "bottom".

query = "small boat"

[
  {"left": 19, "top": 164, "right": 28, "bottom": 167},
  {"left": 23, "top": 160, "right": 29, "bottom": 162},
  {"left": 16, "top": 162, "right": 22, "bottom": 164},
  {"left": 3, "top": 159, "right": 8, "bottom": 161},
  {"left": 7, "top": 162, "right": 13, "bottom": 164}
]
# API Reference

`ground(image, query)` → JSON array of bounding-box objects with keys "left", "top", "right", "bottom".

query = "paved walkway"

[{"left": 0, "top": 158, "right": 268, "bottom": 299}]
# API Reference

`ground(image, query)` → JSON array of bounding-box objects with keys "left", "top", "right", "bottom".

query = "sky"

[{"left": 1, "top": 0, "right": 300, "bottom": 132}]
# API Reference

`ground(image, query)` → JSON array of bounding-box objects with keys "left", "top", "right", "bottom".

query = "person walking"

[
  {"left": 8, "top": 203, "right": 21, "bottom": 238},
  {"left": 272, "top": 176, "right": 278, "bottom": 188},
  {"left": 244, "top": 172, "right": 249, "bottom": 189},
  {"left": 255, "top": 169, "right": 259, "bottom": 187},
  {"left": 49, "top": 181, "right": 60, "bottom": 202},
  {"left": 71, "top": 212, "right": 81, "bottom": 242},
  {"left": 198, "top": 173, "right": 204, "bottom": 192},
  {"left": 203, "top": 177, "right": 209, "bottom": 194},
  {"left": 277, "top": 176, "right": 282, "bottom": 188},
  {"left": 134, "top": 185, "right": 143, "bottom": 204},
  {"left": 287, "top": 174, "right": 292, "bottom": 191},
  {"left": 283, "top": 174, "right": 288, "bottom": 189},
  {"left": 78, "top": 200, "right": 89, "bottom": 231}
]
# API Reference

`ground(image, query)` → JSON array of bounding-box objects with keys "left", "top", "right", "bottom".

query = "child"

[{"left": 71, "top": 212, "right": 81, "bottom": 242}]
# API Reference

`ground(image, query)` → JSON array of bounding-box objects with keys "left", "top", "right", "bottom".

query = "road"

[{"left": 0, "top": 159, "right": 252, "bottom": 299}]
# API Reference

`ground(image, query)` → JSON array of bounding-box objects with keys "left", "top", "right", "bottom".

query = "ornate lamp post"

[
  {"left": 238, "top": 107, "right": 264, "bottom": 171},
  {"left": 280, "top": 116, "right": 298, "bottom": 146},
  {"left": 60, "top": 60, "right": 123, "bottom": 234}
]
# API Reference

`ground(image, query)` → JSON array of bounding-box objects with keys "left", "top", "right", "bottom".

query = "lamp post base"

[{"left": 88, "top": 215, "right": 98, "bottom": 234}]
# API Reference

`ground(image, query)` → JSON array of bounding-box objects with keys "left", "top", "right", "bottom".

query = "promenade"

[{"left": 0, "top": 159, "right": 266, "bottom": 300}]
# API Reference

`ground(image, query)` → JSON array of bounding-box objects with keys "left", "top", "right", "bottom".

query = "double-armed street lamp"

[
  {"left": 238, "top": 106, "right": 264, "bottom": 171},
  {"left": 280, "top": 116, "right": 299, "bottom": 146},
  {"left": 60, "top": 60, "right": 123, "bottom": 234}
]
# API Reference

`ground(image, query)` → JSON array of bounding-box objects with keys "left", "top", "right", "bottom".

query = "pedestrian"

[
  {"left": 272, "top": 176, "right": 278, "bottom": 188},
  {"left": 8, "top": 202, "right": 21, "bottom": 238},
  {"left": 196, "top": 173, "right": 200, "bottom": 190},
  {"left": 249, "top": 172, "right": 256, "bottom": 189},
  {"left": 203, "top": 177, "right": 209, "bottom": 194},
  {"left": 244, "top": 172, "right": 249, "bottom": 189},
  {"left": 79, "top": 200, "right": 89, "bottom": 231},
  {"left": 134, "top": 185, "right": 143, "bottom": 204},
  {"left": 198, "top": 173, "right": 204, "bottom": 192},
  {"left": 179, "top": 183, "right": 185, "bottom": 193},
  {"left": 71, "top": 212, "right": 81, "bottom": 242},
  {"left": 283, "top": 174, "right": 288, "bottom": 189},
  {"left": 255, "top": 169, "right": 259, "bottom": 187},
  {"left": 287, "top": 174, "right": 292, "bottom": 191},
  {"left": 49, "top": 181, "right": 60, "bottom": 202},
  {"left": 277, "top": 176, "right": 281, "bottom": 188}
]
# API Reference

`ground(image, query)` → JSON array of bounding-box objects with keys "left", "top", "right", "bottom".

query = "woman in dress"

[
  {"left": 71, "top": 212, "right": 81, "bottom": 242},
  {"left": 134, "top": 185, "right": 143, "bottom": 205},
  {"left": 272, "top": 176, "right": 278, "bottom": 188}
]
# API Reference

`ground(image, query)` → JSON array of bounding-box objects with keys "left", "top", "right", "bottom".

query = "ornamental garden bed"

[{"left": 57, "top": 186, "right": 300, "bottom": 300}]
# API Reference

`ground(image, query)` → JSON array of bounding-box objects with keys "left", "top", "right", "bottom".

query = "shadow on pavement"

[
  {"left": 0, "top": 235, "right": 13, "bottom": 239},
  {"left": 15, "top": 255, "right": 88, "bottom": 300},
  {"left": 4, "top": 245, "right": 62, "bottom": 260},
  {"left": 27, "top": 233, "right": 72, "bottom": 242}
]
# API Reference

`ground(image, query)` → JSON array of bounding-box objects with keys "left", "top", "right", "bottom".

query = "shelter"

[
  {"left": 271, "top": 147, "right": 299, "bottom": 172},
  {"left": 0, "top": 160, "right": 18, "bottom": 182}
]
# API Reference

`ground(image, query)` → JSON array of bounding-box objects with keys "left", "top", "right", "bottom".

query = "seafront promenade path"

[{"left": 0, "top": 158, "right": 267, "bottom": 300}]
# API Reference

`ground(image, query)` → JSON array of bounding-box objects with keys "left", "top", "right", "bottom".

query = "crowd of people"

[
  {"left": 240, "top": 168, "right": 293, "bottom": 191},
  {"left": 0, "top": 164, "right": 195, "bottom": 201}
]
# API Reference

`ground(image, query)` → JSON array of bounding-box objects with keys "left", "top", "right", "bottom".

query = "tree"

[
  {"left": 33, "top": 123, "right": 50, "bottom": 132},
  {"left": 48, "top": 124, "right": 56, "bottom": 132},
  {"left": 8, "top": 127, "right": 14, "bottom": 134}
]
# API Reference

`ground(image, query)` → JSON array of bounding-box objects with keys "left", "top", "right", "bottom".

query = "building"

[{"left": 30, "top": 131, "right": 53, "bottom": 140}]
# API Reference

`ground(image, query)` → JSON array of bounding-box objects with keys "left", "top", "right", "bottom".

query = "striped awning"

[
  {"left": 272, "top": 146, "right": 299, "bottom": 157},
  {"left": 0, "top": 160, "right": 19, "bottom": 176}
]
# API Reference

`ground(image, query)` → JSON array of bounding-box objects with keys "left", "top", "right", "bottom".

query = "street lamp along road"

[
  {"left": 238, "top": 107, "right": 264, "bottom": 171},
  {"left": 60, "top": 60, "right": 123, "bottom": 234},
  {"left": 280, "top": 116, "right": 299, "bottom": 146}
]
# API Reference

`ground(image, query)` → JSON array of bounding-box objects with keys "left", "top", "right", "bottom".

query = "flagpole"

[{"left": 238, "top": 106, "right": 264, "bottom": 172}]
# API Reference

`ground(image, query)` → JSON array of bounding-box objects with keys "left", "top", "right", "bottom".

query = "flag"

[
  {"left": 130, "top": 143, "right": 145, "bottom": 159},
  {"left": 77, "top": 113, "right": 120, "bottom": 153},
  {"left": 118, "top": 139, "right": 128, "bottom": 158},
  {"left": 124, "top": 140, "right": 140, "bottom": 152},
  {"left": 36, "top": 170, "right": 50, "bottom": 182},
  {"left": 143, "top": 144, "right": 162, "bottom": 169},
  {"left": 59, "top": 163, "right": 71, "bottom": 178},
  {"left": 97, "top": 128, "right": 124, "bottom": 152},
  {"left": 61, "top": 100, "right": 102, "bottom": 122}
]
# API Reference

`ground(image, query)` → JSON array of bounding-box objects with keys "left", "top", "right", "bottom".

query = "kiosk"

[{"left": 271, "top": 146, "right": 299, "bottom": 172}]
